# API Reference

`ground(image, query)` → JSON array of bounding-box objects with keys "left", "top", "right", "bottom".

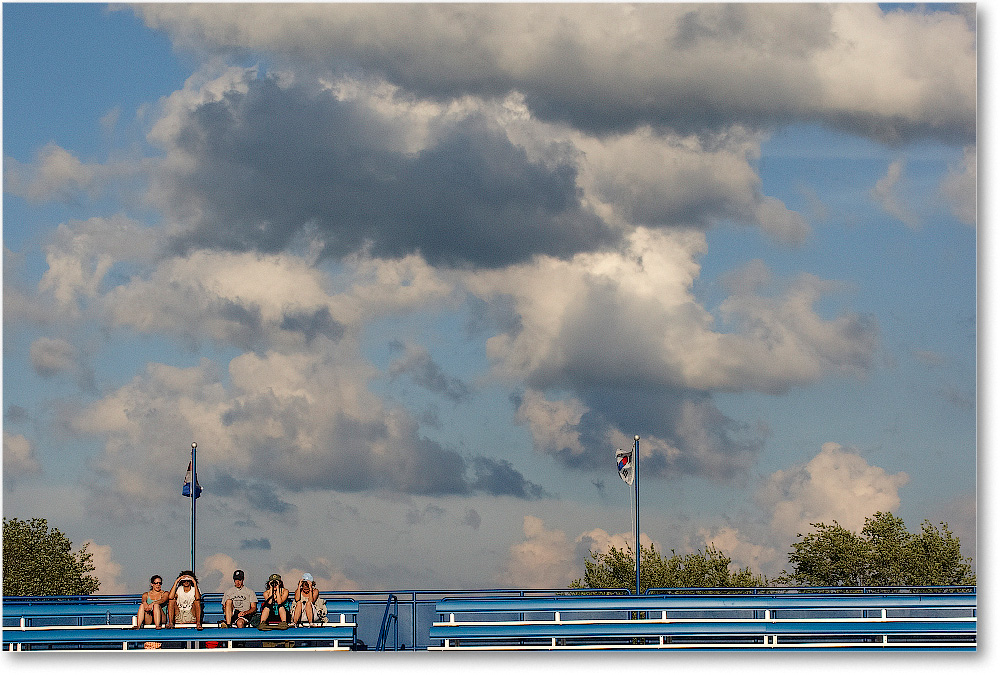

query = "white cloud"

[
  {"left": 3, "top": 432, "right": 41, "bottom": 479},
  {"left": 136, "top": 4, "right": 974, "bottom": 144},
  {"left": 4, "top": 144, "right": 99, "bottom": 203},
  {"left": 497, "top": 515, "right": 578, "bottom": 588},
  {"left": 84, "top": 540, "right": 127, "bottom": 594},
  {"left": 38, "top": 215, "right": 160, "bottom": 313},
  {"left": 758, "top": 442, "right": 910, "bottom": 542},
  {"left": 514, "top": 390, "right": 587, "bottom": 456},
  {"left": 498, "top": 516, "right": 660, "bottom": 589}
]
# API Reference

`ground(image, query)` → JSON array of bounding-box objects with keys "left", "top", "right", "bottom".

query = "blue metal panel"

[
  {"left": 435, "top": 593, "right": 976, "bottom": 613},
  {"left": 429, "top": 619, "right": 976, "bottom": 639},
  {"left": 3, "top": 625, "right": 355, "bottom": 646}
]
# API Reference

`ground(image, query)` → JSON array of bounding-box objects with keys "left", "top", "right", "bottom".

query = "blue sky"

[{"left": 2, "top": 3, "right": 978, "bottom": 596}]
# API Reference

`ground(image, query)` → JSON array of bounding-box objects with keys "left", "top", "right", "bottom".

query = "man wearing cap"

[{"left": 221, "top": 569, "right": 257, "bottom": 628}]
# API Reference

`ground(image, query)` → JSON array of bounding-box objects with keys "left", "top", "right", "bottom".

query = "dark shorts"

[{"left": 227, "top": 607, "right": 257, "bottom": 624}]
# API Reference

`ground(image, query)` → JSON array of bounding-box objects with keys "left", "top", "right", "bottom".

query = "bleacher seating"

[
  {"left": 429, "top": 592, "right": 977, "bottom": 650},
  {"left": 3, "top": 598, "right": 359, "bottom": 650}
]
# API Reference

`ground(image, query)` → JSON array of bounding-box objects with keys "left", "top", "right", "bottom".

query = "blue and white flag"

[
  {"left": 616, "top": 448, "right": 634, "bottom": 486},
  {"left": 182, "top": 460, "right": 202, "bottom": 498}
]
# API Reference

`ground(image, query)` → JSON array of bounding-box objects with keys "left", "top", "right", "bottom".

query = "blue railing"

[
  {"left": 3, "top": 586, "right": 976, "bottom": 651},
  {"left": 376, "top": 594, "right": 399, "bottom": 651}
]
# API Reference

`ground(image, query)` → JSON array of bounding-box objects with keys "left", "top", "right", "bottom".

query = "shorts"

[
  {"left": 176, "top": 606, "right": 196, "bottom": 623},
  {"left": 228, "top": 607, "right": 258, "bottom": 624}
]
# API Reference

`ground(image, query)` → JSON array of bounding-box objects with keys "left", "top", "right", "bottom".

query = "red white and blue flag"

[
  {"left": 182, "top": 460, "right": 202, "bottom": 499},
  {"left": 616, "top": 447, "right": 634, "bottom": 486}
]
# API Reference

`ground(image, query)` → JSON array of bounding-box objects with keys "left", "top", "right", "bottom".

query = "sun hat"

[{"left": 301, "top": 573, "right": 313, "bottom": 582}]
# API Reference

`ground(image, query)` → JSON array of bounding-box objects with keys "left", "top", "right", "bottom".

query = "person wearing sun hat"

[
  {"left": 259, "top": 573, "right": 289, "bottom": 626},
  {"left": 292, "top": 572, "right": 321, "bottom": 626}
]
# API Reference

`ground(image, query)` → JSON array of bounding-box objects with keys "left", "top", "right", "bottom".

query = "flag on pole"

[
  {"left": 616, "top": 447, "right": 634, "bottom": 485},
  {"left": 182, "top": 460, "right": 202, "bottom": 498}
]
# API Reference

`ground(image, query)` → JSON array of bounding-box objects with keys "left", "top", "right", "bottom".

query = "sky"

[{"left": 1, "top": 2, "right": 979, "bottom": 598}]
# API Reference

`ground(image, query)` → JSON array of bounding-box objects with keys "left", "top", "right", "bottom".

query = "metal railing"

[{"left": 3, "top": 586, "right": 976, "bottom": 651}]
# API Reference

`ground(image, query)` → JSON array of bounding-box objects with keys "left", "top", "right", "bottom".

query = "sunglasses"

[{"left": 152, "top": 581, "right": 162, "bottom": 585}]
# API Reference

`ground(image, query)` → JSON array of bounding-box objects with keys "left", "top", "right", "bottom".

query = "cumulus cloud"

[
  {"left": 83, "top": 541, "right": 127, "bottom": 594},
  {"left": 468, "top": 230, "right": 872, "bottom": 479},
  {"left": 136, "top": 4, "right": 974, "bottom": 144},
  {"left": 38, "top": 215, "right": 161, "bottom": 313},
  {"left": 499, "top": 517, "right": 659, "bottom": 588},
  {"left": 497, "top": 516, "right": 578, "bottom": 588},
  {"left": 4, "top": 144, "right": 100, "bottom": 203},
  {"left": 3, "top": 431, "right": 41, "bottom": 480},
  {"left": 147, "top": 72, "right": 613, "bottom": 268},
  {"left": 758, "top": 442, "right": 910, "bottom": 542}
]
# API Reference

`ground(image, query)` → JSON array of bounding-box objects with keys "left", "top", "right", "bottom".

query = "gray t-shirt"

[{"left": 222, "top": 585, "right": 257, "bottom": 612}]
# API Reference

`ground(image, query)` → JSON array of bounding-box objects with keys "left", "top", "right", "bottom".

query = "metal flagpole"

[
  {"left": 191, "top": 442, "right": 197, "bottom": 574},
  {"left": 633, "top": 435, "right": 640, "bottom": 595}
]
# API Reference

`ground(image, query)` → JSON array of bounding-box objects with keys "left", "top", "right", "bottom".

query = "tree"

[
  {"left": 3, "top": 517, "right": 100, "bottom": 596},
  {"left": 782, "top": 511, "right": 975, "bottom": 588},
  {"left": 569, "top": 543, "right": 766, "bottom": 594}
]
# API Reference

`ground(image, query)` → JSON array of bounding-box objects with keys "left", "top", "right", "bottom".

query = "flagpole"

[
  {"left": 191, "top": 442, "right": 197, "bottom": 574},
  {"left": 633, "top": 435, "right": 640, "bottom": 595}
]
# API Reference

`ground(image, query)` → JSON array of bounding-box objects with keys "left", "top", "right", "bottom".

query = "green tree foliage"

[
  {"left": 569, "top": 543, "right": 766, "bottom": 594},
  {"left": 782, "top": 511, "right": 976, "bottom": 587},
  {"left": 2, "top": 517, "right": 100, "bottom": 596}
]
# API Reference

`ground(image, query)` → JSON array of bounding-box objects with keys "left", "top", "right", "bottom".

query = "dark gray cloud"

[
  {"left": 516, "top": 386, "right": 763, "bottom": 483},
  {"left": 470, "top": 456, "right": 548, "bottom": 499},
  {"left": 239, "top": 411, "right": 543, "bottom": 500},
  {"left": 389, "top": 345, "right": 472, "bottom": 402},
  {"left": 462, "top": 508, "right": 481, "bottom": 530},
  {"left": 239, "top": 538, "right": 271, "bottom": 550},
  {"left": 156, "top": 76, "right": 615, "bottom": 268},
  {"left": 280, "top": 307, "right": 345, "bottom": 344}
]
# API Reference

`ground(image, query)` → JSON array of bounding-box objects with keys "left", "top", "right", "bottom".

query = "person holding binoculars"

[
  {"left": 292, "top": 572, "right": 320, "bottom": 627},
  {"left": 259, "top": 573, "right": 289, "bottom": 625}
]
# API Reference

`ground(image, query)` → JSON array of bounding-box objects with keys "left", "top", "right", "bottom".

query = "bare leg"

[
  {"left": 222, "top": 599, "right": 233, "bottom": 626},
  {"left": 292, "top": 601, "right": 302, "bottom": 625},
  {"left": 195, "top": 601, "right": 203, "bottom": 630},
  {"left": 304, "top": 601, "right": 314, "bottom": 625},
  {"left": 260, "top": 606, "right": 271, "bottom": 624},
  {"left": 278, "top": 604, "right": 287, "bottom": 623},
  {"left": 168, "top": 599, "right": 176, "bottom": 628},
  {"left": 153, "top": 604, "right": 164, "bottom": 628}
]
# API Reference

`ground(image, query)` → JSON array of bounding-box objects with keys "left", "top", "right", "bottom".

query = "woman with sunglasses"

[{"left": 135, "top": 575, "right": 168, "bottom": 628}]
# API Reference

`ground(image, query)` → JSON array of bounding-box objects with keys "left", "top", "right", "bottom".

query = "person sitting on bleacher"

[
  {"left": 259, "top": 573, "right": 289, "bottom": 626},
  {"left": 292, "top": 573, "right": 320, "bottom": 627},
  {"left": 135, "top": 575, "right": 168, "bottom": 629},
  {"left": 221, "top": 569, "right": 257, "bottom": 628},
  {"left": 167, "top": 570, "right": 203, "bottom": 630}
]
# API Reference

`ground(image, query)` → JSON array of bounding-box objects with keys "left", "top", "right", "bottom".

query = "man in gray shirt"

[{"left": 221, "top": 569, "right": 257, "bottom": 628}]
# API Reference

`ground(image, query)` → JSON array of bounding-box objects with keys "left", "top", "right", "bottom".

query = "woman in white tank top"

[{"left": 167, "top": 570, "right": 203, "bottom": 629}]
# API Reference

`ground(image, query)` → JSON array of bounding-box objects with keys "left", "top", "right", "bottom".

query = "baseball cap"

[
  {"left": 268, "top": 573, "right": 282, "bottom": 583},
  {"left": 233, "top": 570, "right": 245, "bottom": 580},
  {"left": 301, "top": 573, "right": 313, "bottom": 582}
]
